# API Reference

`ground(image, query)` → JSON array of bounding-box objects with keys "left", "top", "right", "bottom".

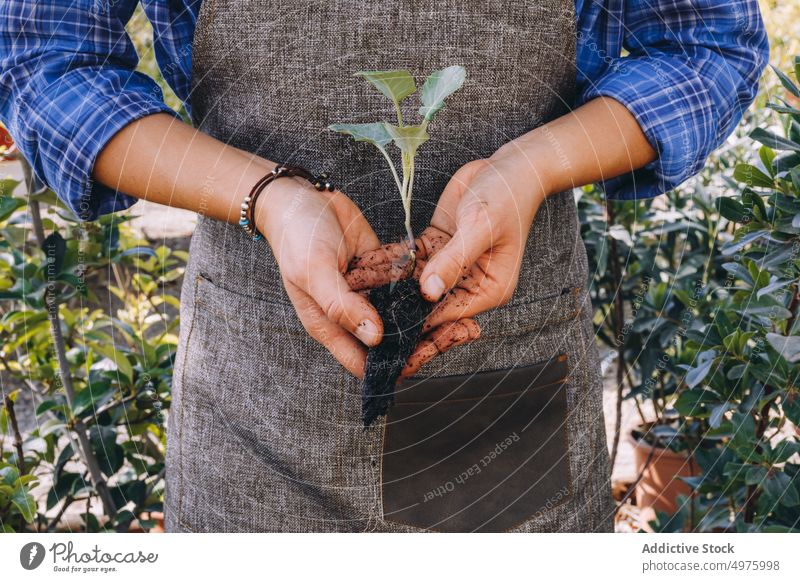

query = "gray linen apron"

[{"left": 165, "top": 0, "right": 615, "bottom": 532}]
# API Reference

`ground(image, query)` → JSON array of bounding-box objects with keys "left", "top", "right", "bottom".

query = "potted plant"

[
  {"left": 330, "top": 66, "right": 466, "bottom": 426},
  {"left": 623, "top": 270, "right": 716, "bottom": 530},
  {"left": 635, "top": 61, "right": 800, "bottom": 532},
  {"left": 582, "top": 183, "right": 717, "bottom": 529},
  {"left": 588, "top": 60, "right": 800, "bottom": 532}
]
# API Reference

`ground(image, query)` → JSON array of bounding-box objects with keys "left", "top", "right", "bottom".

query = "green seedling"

[{"left": 330, "top": 66, "right": 466, "bottom": 265}]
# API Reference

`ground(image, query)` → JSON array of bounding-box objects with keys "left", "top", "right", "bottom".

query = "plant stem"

[
  {"left": 744, "top": 280, "right": 800, "bottom": 521},
  {"left": 0, "top": 354, "right": 95, "bottom": 508},
  {"left": 22, "top": 156, "right": 117, "bottom": 519},
  {"left": 19, "top": 157, "right": 45, "bottom": 245},
  {"left": 398, "top": 151, "right": 415, "bottom": 261},
  {"left": 607, "top": 199, "right": 627, "bottom": 473},
  {"left": 84, "top": 495, "right": 92, "bottom": 532},
  {"left": 378, "top": 147, "right": 403, "bottom": 194},
  {"left": 404, "top": 157, "right": 416, "bottom": 253},
  {"left": 620, "top": 360, "right": 649, "bottom": 426},
  {"left": 399, "top": 152, "right": 411, "bottom": 208},
  {"left": 45, "top": 290, "right": 116, "bottom": 518},
  {"left": 686, "top": 438, "right": 698, "bottom": 532},
  {"left": 47, "top": 494, "right": 74, "bottom": 532},
  {"left": 29, "top": 202, "right": 45, "bottom": 247},
  {"left": 92, "top": 394, "right": 136, "bottom": 419},
  {"left": 743, "top": 388, "right": 773, "bottom": 524},
  {"left": 394, "top": 103, "right": 404, "bottom": 127},
  {"left": 615, "top": 433, "right": 660, "bottom": 517},
  {"left": 3, "top": 395, "right": 26, "bottom": 476},
  {"left": 786, "top": 281, "right": 799, "bottom": 335}
]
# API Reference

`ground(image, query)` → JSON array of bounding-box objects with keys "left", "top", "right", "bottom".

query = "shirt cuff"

[
  {"left": 577, "top": 56, "right": 714, "bottom": 200},
  {"left": 24, "top": 68, "right": 180, "bottom": 220}
]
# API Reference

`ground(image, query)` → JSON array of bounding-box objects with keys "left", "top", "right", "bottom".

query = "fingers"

[
  {"left": 272, "top": 187, "right": 384, "bottom": 376},
  {"left": 345, "top": 239, "right": 416, "bottom": 292},
  {"left": 422, "top": 249, "right": 519, "bottom": 331},
  {"left": 429, "top": 160, "right": 490, "bottom": 234},
  {"left": 348, "top": 241, "right": 412, "bottom": 268},
  {"left": 344, "top": 227, "right": 450, "bottom": 291},
  {"left": 419, "top": 221, "right": 492, "bottom": 302},
  {"left": 284, "top": 283, "right": 367, "bottom": 378},
  {"left": 348, "top": 226, "right": 451, "bottom": 270},
  {"left": 401, "top": 318, "right": 481, "bottom": 377},
  {"left": 345, "top": 260, "right": 412, "bottom": 291},
  {"left": 419, "top": 162, "right": 494, "bottom": 302},
  {"left": 416, "top": 227, "right": 452, "bottom": 258},
  {"left": 306, "top": 262, "right": 383, "bottom": 347},
  {"left": 345, "top": 258, "right": 429, "bottom": 291},
  {"left": 422, "top": 286, "right": 495, "bottom": 332}
]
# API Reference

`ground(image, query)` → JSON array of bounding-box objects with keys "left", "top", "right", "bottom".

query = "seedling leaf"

[
  {"left": 355, "top": 70, "right": 416, "bottom": 106},
  {"left": 329, "top": 122, "right": 393, "bottom": 148},
  {"left": 418, "top": 65, "right": 466, "bottom": 121},
  {"left": 385, "top": 123, "right": 429, "bottom": 157}
]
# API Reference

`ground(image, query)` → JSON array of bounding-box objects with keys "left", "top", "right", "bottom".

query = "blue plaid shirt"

[{"left": 0, "top": 0, "right": 768, "bottom": 220}]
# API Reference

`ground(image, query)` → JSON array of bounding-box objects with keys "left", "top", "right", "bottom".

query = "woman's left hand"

[{"left": 347, "top": 149, "right": 550, "bottom": 374}]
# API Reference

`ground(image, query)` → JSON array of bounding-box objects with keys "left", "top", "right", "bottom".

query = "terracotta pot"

[
  {"left": 0, "top": 125, "right": 12, "bottom": 148},
  {"left": 630, "top": 431, "right": 699, "bottom": 531},
  {"left": 0, "top": 124, "right": 17, "bottom": 160},
  {"left": 147, "top": 511, "right": 165, "bottom": 533}
]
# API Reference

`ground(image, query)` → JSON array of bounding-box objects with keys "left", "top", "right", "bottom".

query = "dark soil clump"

[{"left": 362, "top": 278, "right": 432, "bottom": 426}]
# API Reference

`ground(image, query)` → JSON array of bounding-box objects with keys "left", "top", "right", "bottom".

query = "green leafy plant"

[
  {"left": 582, "top": 58, "right": 800, "bottom": 532},
  {"left": 0, "top": 162, "right": 184, "bottom": 531},
  {"left": 329, "top": 66, "right": 466, "bottom": 263},
  {"left": 667, "top": 60, "right": 800, "bottom": 532}
]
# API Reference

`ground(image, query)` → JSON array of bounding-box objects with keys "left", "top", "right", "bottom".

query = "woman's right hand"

[{"left": 255, "top": 176, "right": 384, "bottom": 377}]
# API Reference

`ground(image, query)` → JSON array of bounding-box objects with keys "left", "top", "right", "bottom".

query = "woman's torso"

[
  {"left": 187, "top": 0, "right": 587, "bottom": 338},
  {"left": 166, "top": 0, "right": 615, "bottom": 533}
]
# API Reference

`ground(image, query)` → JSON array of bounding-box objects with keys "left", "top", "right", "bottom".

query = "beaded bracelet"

[{"left": 239, "top": 164, "right": 333, "bottom": 241}]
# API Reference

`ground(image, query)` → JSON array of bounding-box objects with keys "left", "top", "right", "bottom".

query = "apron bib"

[{"left": 166, "top": 0, "right": 614, "bottom": 532}]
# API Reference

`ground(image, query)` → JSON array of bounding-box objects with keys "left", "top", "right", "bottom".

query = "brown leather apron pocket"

[{"left": 381, "top": 354, "right": 572, "bottom": 532}]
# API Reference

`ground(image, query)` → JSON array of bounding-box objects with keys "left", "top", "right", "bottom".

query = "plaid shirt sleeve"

[
  {"left": 0, "top": 1, "right": 770, "bottom": 220},
  {"left": 575, "top": 0, "right": 769, "bottom": 200},
  {"left": 0, "top": 0, "right": 190, "bottom": 220}
]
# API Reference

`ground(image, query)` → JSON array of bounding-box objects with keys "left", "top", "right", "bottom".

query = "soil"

[{"left": 362, "top": 278, "right": 433, "bottom": 426}]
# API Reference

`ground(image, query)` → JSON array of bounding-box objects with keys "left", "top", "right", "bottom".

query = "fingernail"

[
  {"left": 422, "top": 274, "right": 445, "bottom": 301},
  {"left": 356, "top": 320, "right": 380, "bottom": 346}
]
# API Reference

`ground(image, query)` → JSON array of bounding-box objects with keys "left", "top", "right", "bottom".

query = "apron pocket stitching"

[
  {"left": 195, "top": 272, "right": 293, "bottom": 307},
  {"left": 478, "top": 286, "right": 584, "bottom": 340}
]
